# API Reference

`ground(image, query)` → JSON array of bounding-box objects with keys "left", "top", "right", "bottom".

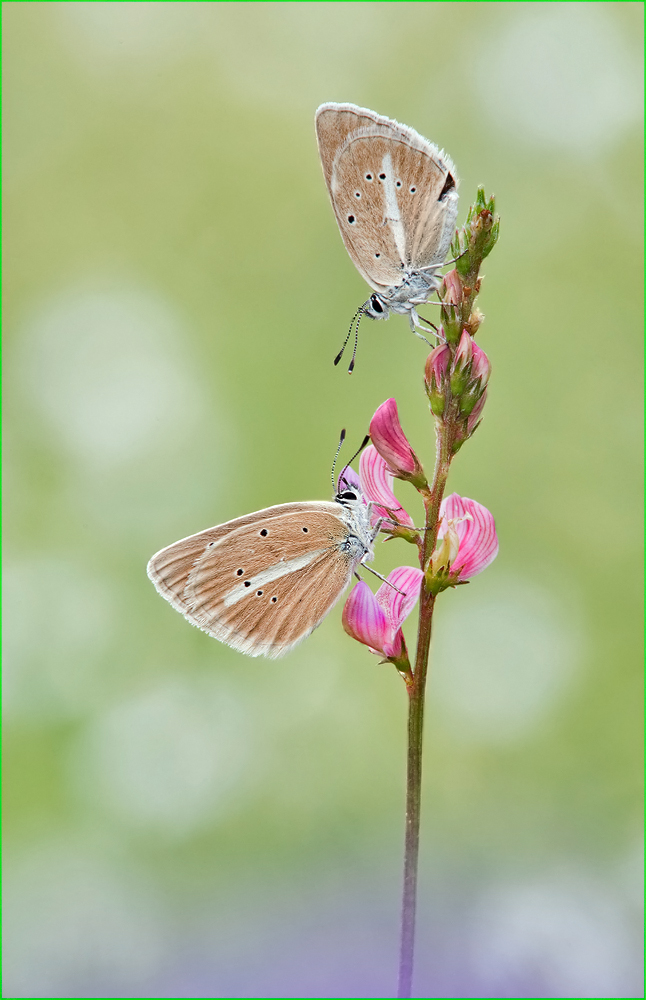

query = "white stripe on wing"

[{"left": 223, "top": 550, "right": 326, "bottom": 607}]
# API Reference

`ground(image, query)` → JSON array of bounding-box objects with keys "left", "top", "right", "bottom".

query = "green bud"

[{"left": 428, "top": 390, "right": 445, "bottom": 418}]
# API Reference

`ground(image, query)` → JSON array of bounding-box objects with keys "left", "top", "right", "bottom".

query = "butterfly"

[
  {"left": 147, "top": 482, "right": 379, "bottom": 659},
  {"left": 315, "top": 102, "right": 459, "bottom": 365}
]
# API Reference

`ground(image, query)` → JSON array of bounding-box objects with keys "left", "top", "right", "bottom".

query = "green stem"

[{"left": 397, "top": 421, "right": 452, "bottom": 999}]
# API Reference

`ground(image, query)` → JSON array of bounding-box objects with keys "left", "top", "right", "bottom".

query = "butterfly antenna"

[
  {"left": 347, "top": 308, "right": 364, "bottom": 374},
  {"left": 334, "top": 308, "right": 361, "bottom": 368},
  {"left": 347, "top": 433, "right": 370, "bottom": 468},
  {"left": 337, "top": 433, "right": 370, "bottom": 490},
  {"left": 330, "top": 428, "right": 346, "bottom": 492}
]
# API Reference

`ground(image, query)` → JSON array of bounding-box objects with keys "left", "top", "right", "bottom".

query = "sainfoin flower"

[
  {"left": 359, "top": 445, "right": 414, "bottom": 528},
  {"left": 369, "top": 398, "right": 425, "bottom": 484},
  {"left": 434, "top": 493, "right": 498, "bottom": 579},
  {"left": 342, "top": 566, "right": 424, "bottom": 660},
  {"left": 338, "top": 445, "right": 413, "bottom": 531}
]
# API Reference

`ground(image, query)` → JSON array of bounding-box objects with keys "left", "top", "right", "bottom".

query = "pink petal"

[
  {"left": 359, "top": 446, "right": 413, "bottom": 527},
  {"left": 342, "top": 580, "right": 390, "bottom": 655},
  {"left": 454, "top": 329, "right": 473, "bottom": 368},
  {"left": 424, "top": 343, "right": 450, "bottom": 388},
  {"left": 467, "top": 390, "right": 487, "bottom": 433},
  {"left": 369, "top": 398, "right": 419, "bottom": 476},
  {"left": 471, "top": 341, "right": 491, "bottom": 385},
  {"left": 375, "top": 566, "right": 424, "bottom": 634},
  {"left": 442, "top": 268, "right": 462, "bottom": 306},
  {"left": 438, "top": 494, "right": 498, "bottom": 579},
  {"left": 337, "top": 464, "right": 362, "bottom": 494}
]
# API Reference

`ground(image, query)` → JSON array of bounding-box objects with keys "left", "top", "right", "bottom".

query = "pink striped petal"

[
  {"left": 342, "top": 580, "right": 390, "bottom": 655},
  {"left": 369, "top": 398, "right": 421, "bottom": 477},
  {"left": 359, "top": 446, "right": 413, "bottom": 527},
  {"left": 438, "top": 494, "right": 498, "bottom": 579},
  {"left": 375, "top": 566, "right": 424, "bottom": 633}
]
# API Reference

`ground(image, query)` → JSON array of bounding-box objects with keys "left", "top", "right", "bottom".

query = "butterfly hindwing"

[{"left": 148, "top": 503, "right": 358, "bottom": 658}]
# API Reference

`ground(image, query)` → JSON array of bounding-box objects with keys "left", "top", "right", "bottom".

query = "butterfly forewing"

[
  {"left": 147, "top": 502, "right": 338, "bottom": 615},
  {"left": 316, "top": 103, "right": 458, "bottom": 289},
  {"left": 148, "top": 503, "right": 359, "bottom": 659}
]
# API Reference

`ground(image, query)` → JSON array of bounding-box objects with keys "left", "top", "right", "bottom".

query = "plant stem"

[{"left": 397, "top": 421, "right": 452, "bottom": 999}]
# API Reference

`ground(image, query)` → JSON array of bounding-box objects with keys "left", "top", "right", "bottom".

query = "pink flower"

[
  {"left": 369, "top": 398, "right": 425, "bottom": 484},
  {"left": 359, "top": 445, "right": 414, "bottom": 528},
  {"left": 436, "top": 493, "right": 498, "bottom": 579},
  {"left": 342, "top": 566, "right": 424, "bottom": 660}
]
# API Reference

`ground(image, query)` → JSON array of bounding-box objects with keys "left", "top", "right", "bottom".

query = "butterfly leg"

[
  {"left": 407, "top": 309, "right": 434, "bottom": 346},
  {"left": 369, "top": 515, "right": 384, "bottom": 544},
  {"left": 361, "top": 563, "right": 407, "bottom": 595}
]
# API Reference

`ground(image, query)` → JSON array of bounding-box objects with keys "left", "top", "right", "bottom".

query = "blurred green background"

[{"left": 3, "top": 3, "right": 643, "bottom": 997}]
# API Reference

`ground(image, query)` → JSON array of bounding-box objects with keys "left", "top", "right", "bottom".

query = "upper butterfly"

[{"left": 315, "top": 102, "right": 459, "bottom": 363}]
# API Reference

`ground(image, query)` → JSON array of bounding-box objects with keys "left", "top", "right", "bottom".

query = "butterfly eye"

[
  {"left": 370, "top": 295, "right": 384, "bottom": 314},
  {"left": 340, "top": 490, "right": 357, "bottom": 501}
]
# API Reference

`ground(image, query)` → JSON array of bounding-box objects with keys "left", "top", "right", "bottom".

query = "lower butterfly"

[{"left": 147, "top": 483, "right": 378, "bottom": 659}]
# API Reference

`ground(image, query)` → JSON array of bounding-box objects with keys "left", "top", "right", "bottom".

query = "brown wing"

[
  {"left": 147, "top": 504, "right": 357, "bottom": 659},
  {"left": 316, "top": 103, "right": 458, "bottom": 289}
]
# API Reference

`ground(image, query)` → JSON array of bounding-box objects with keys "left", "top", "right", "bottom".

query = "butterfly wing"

[
  {"left": 316, "top": 103, "right": 458, "bottom": 290},
  {"left": 147, "top": 503, "right": 360, "bottom": 659}
]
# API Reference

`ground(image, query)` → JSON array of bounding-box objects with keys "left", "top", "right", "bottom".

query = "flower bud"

[
  {"left": 424, "top": 344, "right": 450, "bottom": 418},
  {"left": 450, "top": 330, "right": 473, "bottom": 396},
  {"left": 466, "top": 390, "right": 487, "bottom": 434},
  {"left": 470, "top": 340, "right": 491, "bottom": 388},
  {"left": 369, "top": 398, "right": 426, "bottom": 487},
  {"left": 441, "top": 268, "right": 463, "bottom": 307}
]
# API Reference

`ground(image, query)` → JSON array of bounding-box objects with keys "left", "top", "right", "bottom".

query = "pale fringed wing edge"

[
  {"left": 146, "top": 501, "right": 344, "bottom": 659},
  {"left": 315, "top": 102, "right": 459, "bottom": 287},
  {"left": 315, "top": 102, "right": 458, "bottom": 191}
]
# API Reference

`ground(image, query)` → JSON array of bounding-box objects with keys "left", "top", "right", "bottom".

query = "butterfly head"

[
  {"left": 363, "top": 293, "right": 390, "bottom": 322},
  {"left": 335, "top": 468, "right": 368, "bottom": 511},
  {"left": 335, "top": 486, "right": 362, "bottom": 507}
]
